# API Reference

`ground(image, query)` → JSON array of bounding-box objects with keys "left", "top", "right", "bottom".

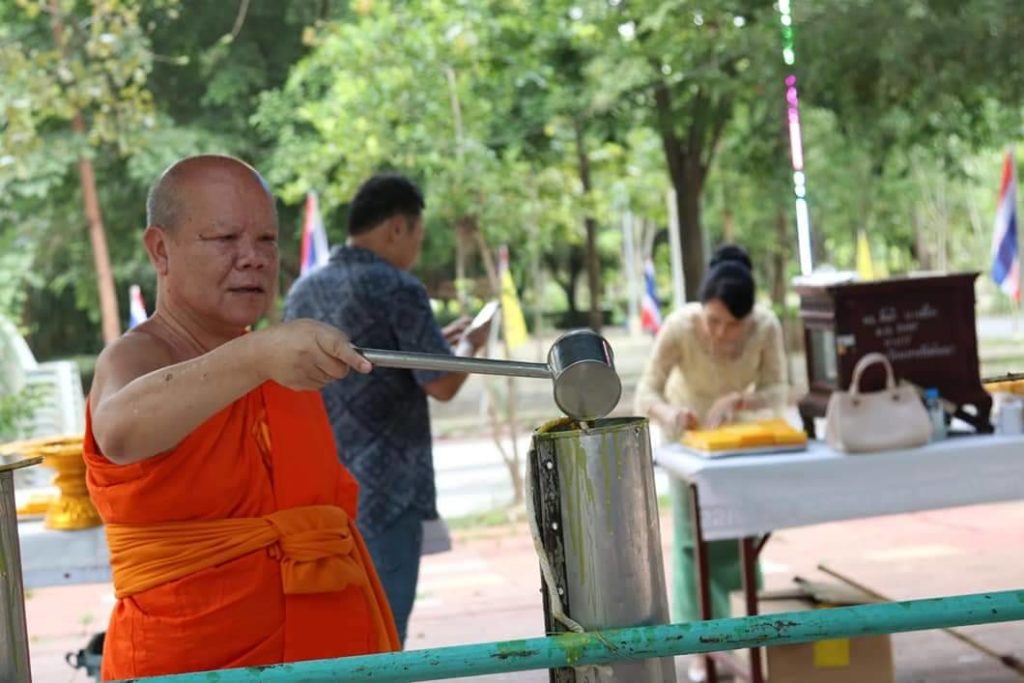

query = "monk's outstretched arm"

[{"left": 90, "top": 319, "right": 370, "bottom": 464}]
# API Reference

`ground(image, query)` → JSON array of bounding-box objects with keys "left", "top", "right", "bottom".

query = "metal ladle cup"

[{"left": 355, "top": 328, "right": 622, "bottom": 421}]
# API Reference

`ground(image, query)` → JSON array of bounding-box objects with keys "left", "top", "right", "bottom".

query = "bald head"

[{"left": 146, "top": 155, "right": 276, "bottom": 233}]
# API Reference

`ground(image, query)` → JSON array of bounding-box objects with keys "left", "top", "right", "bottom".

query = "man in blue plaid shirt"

[{"left": 283, "top": 174, "right": 489, "bottom": 644}]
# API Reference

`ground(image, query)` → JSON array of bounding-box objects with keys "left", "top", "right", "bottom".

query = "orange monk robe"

[{"left": 84, "top": 381, "right": 399, "bottom": 681}]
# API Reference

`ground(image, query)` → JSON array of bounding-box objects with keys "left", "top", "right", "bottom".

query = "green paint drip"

[{"left": 553, "top": 632, "right": 601, "bottom": 666}]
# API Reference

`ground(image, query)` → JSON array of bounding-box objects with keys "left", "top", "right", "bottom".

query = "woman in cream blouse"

[{"left": 635, "top": 244, "right": 789, "bottom": 679}]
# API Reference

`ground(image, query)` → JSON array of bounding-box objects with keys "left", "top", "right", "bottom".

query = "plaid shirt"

[{"left": 282, "top": 246, "right": 450, "bottom": 538}]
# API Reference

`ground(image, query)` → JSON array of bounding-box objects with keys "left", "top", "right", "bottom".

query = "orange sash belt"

[{"left": 106, "top": 504, "right": 399, "bottom": 650}]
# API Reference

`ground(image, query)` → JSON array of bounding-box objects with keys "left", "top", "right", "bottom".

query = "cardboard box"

[{"left": 729, "top": 579, "right": 895, "bottom": 683}]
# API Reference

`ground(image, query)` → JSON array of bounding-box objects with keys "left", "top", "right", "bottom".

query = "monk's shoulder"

[{"left": 92, "top": 325, "right": 177, "bottom": 400}]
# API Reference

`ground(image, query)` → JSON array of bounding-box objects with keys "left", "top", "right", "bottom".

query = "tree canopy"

[{"left": 1, "top": 0, "right": 1022, "bottom": 359}]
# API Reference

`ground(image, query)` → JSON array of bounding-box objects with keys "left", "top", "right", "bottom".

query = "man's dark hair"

[
  {"left": 699, "top": 243, "right": 756, "bottom": 319},
  {"left": 347, "top": 173, "right": 425, "bottom": 235}
]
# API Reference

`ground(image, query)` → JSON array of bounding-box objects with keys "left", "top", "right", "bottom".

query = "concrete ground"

[
  {"left": 19, "top": 317, "right": 1024, "bottom": 681},
  {"left": 25, "top": 500, "right": 1024, "bottom": 682}
]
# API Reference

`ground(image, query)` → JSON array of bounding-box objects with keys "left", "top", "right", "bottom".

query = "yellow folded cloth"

[{"left": 682, "top": 418, "right": 808, "bottom": 452}]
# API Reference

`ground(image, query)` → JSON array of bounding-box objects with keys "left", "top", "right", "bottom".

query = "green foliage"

[
  {"left": 2, "top": 0, "right": 1024, "bottom": 361},
  {"left": 0, "top": 384, "right": 47, "bottom": 442}
]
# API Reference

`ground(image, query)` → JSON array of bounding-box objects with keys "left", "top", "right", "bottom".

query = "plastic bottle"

[{"left": 924, "top": 388, "right": 947, "bottom": 441}]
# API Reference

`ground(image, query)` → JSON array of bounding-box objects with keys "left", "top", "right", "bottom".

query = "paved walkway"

[
  {"left": 18, "top": 316, "right": 1024, "bottom": 680},
  {"left": 25, "top": 500, "right": 1024, "bottom": 681}
]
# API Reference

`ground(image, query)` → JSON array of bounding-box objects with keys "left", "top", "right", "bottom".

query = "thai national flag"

[
  {"left": 991, "top": 150, "right": 1020, "bottom": 303},
  {"left": 300, "top": 191, "right": 329, "bottom": 276},
  {"left": 128, "top": 284, "right": 148, "bottom": 329},
  {"left": 640, "top": 258, "right": 662, "bottom": 334}
]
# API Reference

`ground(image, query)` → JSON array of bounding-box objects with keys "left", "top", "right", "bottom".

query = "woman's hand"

[
  {"left": 705, "top": 392, "right": 745, "bottom": 428},
  {"left": 671, "top": 407, "right": 700, "bottom": 433},
  {"left": 652, "top": 403, "right": 699, "bottom": 433}
]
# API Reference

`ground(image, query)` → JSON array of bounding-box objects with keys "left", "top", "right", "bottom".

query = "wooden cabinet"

[{"left": 795, "top": 273, "right": 992, "bottom": 436}]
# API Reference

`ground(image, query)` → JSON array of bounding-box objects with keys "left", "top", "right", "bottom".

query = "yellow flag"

[
  {"left": 856, "top": 230, "right": 876, "bottom": 280},
  {"left": 499, "top": 246, "right": 528, "bottom": 350}
]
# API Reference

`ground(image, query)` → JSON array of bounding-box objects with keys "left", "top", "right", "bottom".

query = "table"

[
  {"left": 17, "top": 521, "right": 109, "bottom": 589},
  {"left": 655, "top": 433, "right": 1024, "bottom": 683}
]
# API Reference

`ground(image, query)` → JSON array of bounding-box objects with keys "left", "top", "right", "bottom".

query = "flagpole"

[{"left": 666, "top": 188, "right": 686, "bottom": 307}]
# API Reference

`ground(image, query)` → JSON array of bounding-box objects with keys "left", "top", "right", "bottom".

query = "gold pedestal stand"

[{"left": 0, "top": 435, "right": 101, "bottom": 530}]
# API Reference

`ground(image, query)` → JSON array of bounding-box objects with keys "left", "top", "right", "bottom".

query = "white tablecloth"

[
  {"left": 655, "top": 434, "right": 1024, "bottom": 541},
  {"left": 17, "top": 521, "right": 109, "bottom": 589}
]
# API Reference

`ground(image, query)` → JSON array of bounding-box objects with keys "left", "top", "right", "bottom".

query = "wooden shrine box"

[{"left": 795, "top": 272, "right": 992, "bottom": 436}]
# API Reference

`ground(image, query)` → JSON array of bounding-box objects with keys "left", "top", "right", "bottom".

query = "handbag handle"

[{"left": 849, "top": 352, "right": 896, "bottom": 396}]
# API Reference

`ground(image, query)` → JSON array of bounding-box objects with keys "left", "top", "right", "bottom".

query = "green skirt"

[{"left": 668, "top": 478, "right": 762, "bottom": 621}]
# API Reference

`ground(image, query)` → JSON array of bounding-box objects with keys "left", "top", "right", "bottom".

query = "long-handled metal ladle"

[{"left": 356, "top": 328, "right": 622, "bottom": 421}]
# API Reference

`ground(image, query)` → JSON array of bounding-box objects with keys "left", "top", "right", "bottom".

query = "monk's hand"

[{"left": 259, "top": 319, "right": 372, "bottom": 390}]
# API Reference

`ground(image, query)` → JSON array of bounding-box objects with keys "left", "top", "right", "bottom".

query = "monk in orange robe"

[{"left": 84, "top": 154, "right": 399, "bottom": 680}]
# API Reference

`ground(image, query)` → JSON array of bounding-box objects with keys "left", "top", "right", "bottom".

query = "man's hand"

[
  {"left": 256, "top": 319, "right": 372, "bottom": 391},
  {"left": 705, "top": 392, "right": 744, "bottom": 429},
  {"left": 462, "top": 316, "right": 491, "bottom": 351},
  {"left": 442, "top": 317, "right": 470, "bottom": 346}
]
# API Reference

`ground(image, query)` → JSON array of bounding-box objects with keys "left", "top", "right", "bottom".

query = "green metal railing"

[
  {"left": 6, "top": 455, "right": 1023, "bottom": 682},
  {"left": 125, "top": 589, "right": 1024, "bottom": 683}
]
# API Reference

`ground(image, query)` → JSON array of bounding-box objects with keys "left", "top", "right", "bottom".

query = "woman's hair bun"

[{"left": 708, "top": 244, "right": 752, "bottom": 271}]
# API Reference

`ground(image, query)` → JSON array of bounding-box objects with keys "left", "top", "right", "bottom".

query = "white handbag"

[{"left": 824, "top": 352, "right": 931, "bottom": 453}]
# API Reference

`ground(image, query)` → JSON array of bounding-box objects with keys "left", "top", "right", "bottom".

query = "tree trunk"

[
  {"left": 50, "top": 1, "right": 121, "bottom": 344},
  {"left": 554, "top": 279, "right": 577, "bottom": 315},
  {"left": 654, "top": 83, "right": 708, "bottom": 302},
  {"left": 912, "top": 209, "right": 932, "bottom": 271},
  {"left": 674, "top": 162, "right": 707, "bottom": 303},
  {"left": 77, "top": 141, "right": 121, "bottom": 343},
  {"left": 471, "top": 224, "right": 524, "bottom": 505},
  {"left": 722, "top": 208, "right": 736, "bottom": 243},
  {"left": 573, "top": 119, "right": 602, "bottom": 332},
  {"left": 454, "top": 218, "right": 473, "bottom": 315},
  {"left": 565, "top": 257, "right": 582, "bottom": 315},
  {"left": 544, "top": 246, "right": 584, "bottom": 316}
]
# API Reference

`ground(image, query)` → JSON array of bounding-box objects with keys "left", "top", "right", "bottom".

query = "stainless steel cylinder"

[
  {"left": 531, "top": 418, "right": 675, "bottom": 683},
  {"left": 1, "top": 459, "right": 38, "bottom": 683}
]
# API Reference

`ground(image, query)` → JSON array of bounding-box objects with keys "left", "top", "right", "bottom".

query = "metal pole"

[
  {"left": 356, "top": 347, "right": 551, "bottom": 378},
  {"left": 665, "top": 188, "right": 686, "bottom": 306},
  {"left": 689, "top": 482, "right": 718, "bottom": 683},
  {"left": 740, "top": 537, "right": 764, "bottom": 683},
  {"left": 1, "top": 457, "right": 41, "bottom": 683},
  {"left": 778, "top": 0, "right": 815, "bottom": 276},
  {"left": 124, "top": 589, "right": 1024, "bottom": 683}
]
